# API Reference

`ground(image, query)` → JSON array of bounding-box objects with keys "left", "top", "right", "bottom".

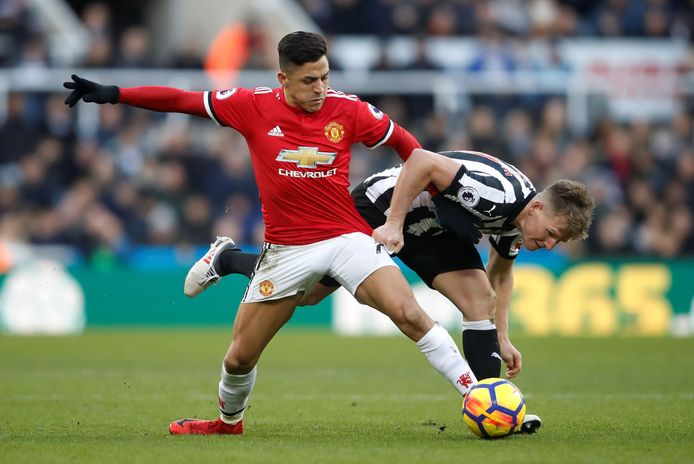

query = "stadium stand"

[{"left": 0, "top": 0, "right": 693, "bottom": 267}]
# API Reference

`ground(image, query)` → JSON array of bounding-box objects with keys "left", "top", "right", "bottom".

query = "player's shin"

[
  {"left": 218, "top": 251, "right": 258, "bottom": 278},
  {"left": 461, "top": 320, "right": 501, "bottom": 379},
  {"left": 218, "top": 365, "right": 257, "bottom": 424},
  {"left": 416, "top": 323, "right": 477, "bottom": 396}
]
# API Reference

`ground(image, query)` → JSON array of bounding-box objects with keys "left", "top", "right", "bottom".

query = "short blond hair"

[{"left": 541, "top": 180, "right": 595, "bottom": 240}]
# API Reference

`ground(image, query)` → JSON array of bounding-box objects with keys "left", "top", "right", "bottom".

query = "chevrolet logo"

[{"left": 276, "top": 147, "right": 336, "bottom": 168}]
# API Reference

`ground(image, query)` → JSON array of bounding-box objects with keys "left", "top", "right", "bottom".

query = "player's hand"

[
  {"left": 372, "top": 220, "right": 404, "bottom": 254},
  {"left": 63, "top": 74, "right": 120, "bottom": 107},
  {"left": 499, "top": 339, "right": 522, "bottom": 378},
  {"left": 432, "top": 194, "right": 482, "bottom": 244}
]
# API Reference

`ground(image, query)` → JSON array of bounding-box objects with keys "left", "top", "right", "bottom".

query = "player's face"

[
  {"left": 521, "top": 202, "right": 568, "bottom": 252},
  {"left": 279, "top": 56, "right": 329, "bottom": 113}
]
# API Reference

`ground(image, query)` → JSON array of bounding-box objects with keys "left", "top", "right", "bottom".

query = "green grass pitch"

[{"left": 1, "top": 329, "right": 693, "bottom": 464}]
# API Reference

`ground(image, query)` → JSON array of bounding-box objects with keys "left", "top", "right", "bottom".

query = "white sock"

[
  {"left": 416, "top": 323, "right": 478, "bottom": 396},
  {"left": 461, "top": 319, "right": 496, "bottom": 330},
  {"left": 218, "top": 365, "right": 257, "bottom": 424}
]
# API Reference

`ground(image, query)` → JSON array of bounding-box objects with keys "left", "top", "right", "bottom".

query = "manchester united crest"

[
  {"left": 259, "top": 279, "right": 275, "bottom": 297},
  {"left": 324, "top": 121, "right": 345, "bottom": 143}
]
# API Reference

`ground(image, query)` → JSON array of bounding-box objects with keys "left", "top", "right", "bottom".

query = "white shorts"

[{"left": 242, "top": 232, "right": 397, "bottom": 303}]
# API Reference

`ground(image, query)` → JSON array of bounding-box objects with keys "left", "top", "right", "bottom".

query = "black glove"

[
  {"left": 432, "top": 194, "right": 482, "bottom": 244},
  {"left": 63, "top": 74, "right": 120, "bottom": 107}
]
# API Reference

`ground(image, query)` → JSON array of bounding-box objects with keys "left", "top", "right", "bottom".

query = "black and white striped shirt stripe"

[{"left": 362, "top": 150, "right": 536, "bottom": 259}]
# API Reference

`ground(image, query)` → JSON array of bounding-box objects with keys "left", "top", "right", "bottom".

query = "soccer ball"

[{"left": 462, "top": 378, "right": 526, "bottom": 439}]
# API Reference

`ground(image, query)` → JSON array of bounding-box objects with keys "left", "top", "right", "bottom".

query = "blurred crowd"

[
  {"left": 0, "top": 0, "right": 693, "bottom": 265},
  {"left": 301, "top": 0, "right": 694, "bottom": 39}
]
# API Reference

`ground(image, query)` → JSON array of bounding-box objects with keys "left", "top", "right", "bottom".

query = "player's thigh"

[
  {"left": 432, "top": 269, "right": 495, "bottom": 321},
  {"left": 354, "top": 265, "right": 433, "bottom": 340},
  {"left": 227, "top": 294, "right": 303, "bottom": 368},
  {"left": 398, "top": 231, "right": 484, "bottom": 288},
  {"left": 329, "top": 232, "right": 397, "bottom": 295},
  {"left": 299, "top": 281, "right": 339, "bottom": 307},
  {"left": 243, "top": 242, "right": 331, "bottom": 303}
]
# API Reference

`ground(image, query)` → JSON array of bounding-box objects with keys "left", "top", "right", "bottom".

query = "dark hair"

[{"left": 277, "top": 31, "right": 327, "bottom": 71}]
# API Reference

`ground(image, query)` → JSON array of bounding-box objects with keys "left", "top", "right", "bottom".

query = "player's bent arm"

[
  {"left": 373, "top": 149, "right": 461, "bottom": 252},
  {"left": 385, "top": 148, "right": 460, "bottom": 226}
]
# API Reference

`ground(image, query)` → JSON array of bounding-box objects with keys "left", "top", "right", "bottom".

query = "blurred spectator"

[
  {"left": 327, "top": 0, "right": 365, "bottom": 34},
  {"left": 81, "top": 2, "right": 112, "bottom": 41},
  {"left": 115, "top": 25, "right": 153, "bottom": 67},
  {"left": 466, "top": 24, "right": 519, "bottom": 114},
  {"left": 0, "top": 92, "right": 39, "bottom": 164},
  {"left": 402, "top": 35, "right": 441, "bottom": 71},
  {"left": 503, "top": 108, "right": 534, "bottom": 162},
  {"left": 390, "top": 2, "right": 421, "bottom": 35},
  {"left": 82, "top": 36, "right": 113, "bottom": 67},
  {"left": 170, "top": 37, "right": 204, "bottom": 69},
  {"left": 298, "top": 0, "right": 333, "bottom": 32},
  {"left": 467, "top": 105, "right": 509, "bottom": 156},
  {"left": 425, "top": 3, "right": 459, "bottom": 37},
  {"left": 243, "top": 20, "right": 275, "bottom": 70},
  {"left": 0, "top": 0, "right": 41, "bottom": 66},
  {"left": 79, "top": 2, "right": 114, "bottom": 67}
]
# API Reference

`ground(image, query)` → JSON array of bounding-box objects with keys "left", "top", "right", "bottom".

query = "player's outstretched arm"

[{"left": 63, "top": 74, "right": 208, "bottom": 117}]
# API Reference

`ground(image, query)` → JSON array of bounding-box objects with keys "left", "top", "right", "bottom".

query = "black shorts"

[{"left": 350, "top": 183, "right": 484, "bottom": 288}]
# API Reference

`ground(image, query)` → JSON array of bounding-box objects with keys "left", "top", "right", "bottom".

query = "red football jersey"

[{"left": 204, "top": 86, "right": 396, "bottom": 245}]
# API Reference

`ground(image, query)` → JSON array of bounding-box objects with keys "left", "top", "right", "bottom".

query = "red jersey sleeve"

[
  {"left": 384, "top": 123, "right": 421, "bottom": 161},
  {"left": 353, "top": 99, "right": 393, "bottom": 148},
  {"left": 353, "top": 99, "right": 421, "bottom": 160},
  {"left": 118, "top": 86, "right": 208, "bottom": 117},
  {"left": 204, "top": 87, "right": 257, "bottom": 133}
]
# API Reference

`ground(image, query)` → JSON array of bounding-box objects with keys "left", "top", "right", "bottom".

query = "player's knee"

[
  {"left": 466, "top": 289, "right": 497, "bottom": 321},
  {"left": 223, "top": 352, "right": 256, "bottom": 375},
  {"left": 389, "top": 299, "right": 430, "bottom": 335}
]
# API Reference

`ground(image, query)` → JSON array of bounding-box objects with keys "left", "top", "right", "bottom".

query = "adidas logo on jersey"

[{"left": 267, "top": 125, "right": 284, "bottom": 137}]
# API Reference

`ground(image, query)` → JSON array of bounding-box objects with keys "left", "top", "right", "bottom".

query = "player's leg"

[
  {"left": 174, "top": 240, "right": 330, "bottom": 435},
  {"left": 397, "top": 234, "right": 501, "bottom": 381},
  {"left": 432, "top": 269, "right": 501, "bottom": 380},
  {"left": 169, "top": 294, "right": 300, "bottom": 436},
  {"left": 215, "top": 241, "right": 333, "bottom": 426},
  {"left": 333, "top": 233, "right": 477, "bottom": 396},
  {"left": 184, "top": 236, "right": 258, "bottom": 297},
  {"left": 220, "top": 294, "right": 302, "bottom": 414},
  {"left": 298, "top": 277, "right": 340, "bottom": 306},
  {"left": 183, "top": 237, "right": 340, "bottom": 305},
  {"left": 411, "top": 242, "right": 541, "bottom": 434}
]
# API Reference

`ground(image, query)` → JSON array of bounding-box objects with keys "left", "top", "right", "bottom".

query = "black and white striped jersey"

[{"left": 361, "top": 150, "right": 536, "bottom": 259}]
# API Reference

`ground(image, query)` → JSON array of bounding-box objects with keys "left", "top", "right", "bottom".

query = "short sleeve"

[
  {"left": 204, "top": 87, "right": 254, "bottom": 133},
  {"left": 489, "top": 233, "right": 523, "bottom": 260},
  {"left": 354, "top": 99, "right": 394, "bottom": 149}
]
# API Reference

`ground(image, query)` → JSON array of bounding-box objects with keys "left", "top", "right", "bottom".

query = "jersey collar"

[{"left": 507, "top": 191, "right": 537, "bottom": 224}]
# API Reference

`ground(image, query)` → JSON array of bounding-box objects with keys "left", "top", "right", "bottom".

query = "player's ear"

[
  {"left": 528, "top": 199, "right": 543, "bottom": 214},
  {"left": 277, "top": 72, "right": 288, "bottom": 87}
]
